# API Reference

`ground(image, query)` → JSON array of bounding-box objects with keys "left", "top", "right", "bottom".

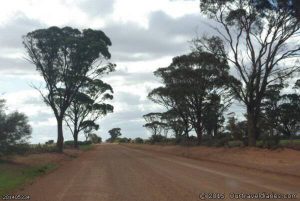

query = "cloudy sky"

[{"left": 0, "top": 0, "right": 244, "bottom": 143}]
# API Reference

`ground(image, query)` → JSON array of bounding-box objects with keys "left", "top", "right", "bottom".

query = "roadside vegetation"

[
  {"left": 0, "top": 138, "right": 99, "bottom": 196},
  {"left": 0, "top": 162, "right": 57, "bottom": 196},
  {"left": 0, "top": 97, "right": 100, "bottom": 195}
]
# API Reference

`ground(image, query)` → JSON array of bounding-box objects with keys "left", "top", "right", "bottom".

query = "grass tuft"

[{"left": 0, "top": 163, "right": 57, "bottom": 196}]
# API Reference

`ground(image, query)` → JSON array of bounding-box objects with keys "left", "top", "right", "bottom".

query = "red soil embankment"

[{"left": 123, "top": 144, "right": 300, "bottom": 177}]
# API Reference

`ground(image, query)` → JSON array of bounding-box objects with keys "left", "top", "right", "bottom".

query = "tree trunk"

[
  {"left": 195, "top": 123, "right": 203, "bottom": 145},
  {"left": 184, "top": 127, "right": 189, "bottom": 139},
  {"left": 73, "top": 130, "right": 79, "bottom": 149},
  {"left": 56, "top": 117, "right": 64, "bottom": 153},
  {"left": 247, "top": 108, "right": 257, "bottom": 147}
]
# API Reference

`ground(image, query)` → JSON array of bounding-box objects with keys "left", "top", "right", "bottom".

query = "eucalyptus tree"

[
  {"left": 161, "top": 109, "right": 185, "bottom": 140},
  {"left": 202, "top": 93, "right": 227, "bottom": 138},
  {"left": 149, "top": 47, "right": 233, "bottom": 144},
  {"left": 143, "top": 113, "right": 167, "bottom": 136},
  {"left": 108, "top": 128, "right": 122, "bottom": 142},
  {"left": 148, "top": 87, "right": 192, "bottom": 138},
  {"left": 23, "top": 26, "right": 113, "bottom": 152},
  {"left": 262, "top": 82, "right": 300, "bottom": 138},
  {"left": 64, "top": 78, "right": 114, "bottom": 148},
  {"left": 199, "top": 0, "right": 300, "bottom": 146}
]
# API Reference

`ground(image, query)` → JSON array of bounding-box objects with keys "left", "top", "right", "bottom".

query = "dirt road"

[{"left": 18, "top": 144, "right": 300, "bottom": 201}]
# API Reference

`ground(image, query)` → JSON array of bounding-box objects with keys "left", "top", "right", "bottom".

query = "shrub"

[
  {"left": 259, "top": 134, "right": 280, "bottom": 149},
  {"left": 134, "top": 137, "right": 144, "bottom": 144},
  {"left": 64, "top": 140, "right": 92, "bottom": 147},
  {"left": 149, "top": 134, "right": 166, "bottom": 144},
  {"left": 228, "top": 140, "right": 244, "bottom": 147},
  {"left": 0, "top": 100, "right": 32, "bottom": 155},
  {"left": 213, "top": 137, "right": 229, "bottom": 147},
  {"left": 116, "top": 137, "right": 131, "bottom": 143},
  {"left": 45, "top": 140, "right": 54, "bottom": 145},
  {"left": 5, "top": 144, "right": 31, "bottom": 155},
  {"left": 178, "top": 136, "right": 198, "bottom": 146},
  {"left": 27, "top": 144, "right": 59, "bottom": 154}
]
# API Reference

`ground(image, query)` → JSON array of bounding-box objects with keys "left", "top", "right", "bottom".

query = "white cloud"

[{"left": 0, "top": 0, "right": 204, "bottom": 143}]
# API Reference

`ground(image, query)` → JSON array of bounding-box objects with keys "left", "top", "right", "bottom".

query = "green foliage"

[
  {"left": 262, "top": 83, "right": 300, "bottom": 138},
  {"left": 143, "top": 113, "right": 168, "bottom": 136},
  {"left": 199, "top": 0, "right": 300, "bottom": 147},
  {"left": 23, "top": 26, "right": 113, "bottom": 152},
  {"left": 108, "top": 128, "right": 122, "bottom": 142},
  {"left": 26, "top": 144, "right": 59, "bottom": 154},
  {"left": 79, "top": 144, "right": 93, "bottom": 151},
  {"left": 116, "top": 137, "right": 131, "bottom": 143},
  {"left": 226, "top": 116, "right": 247, "bottom": 141},
  {"left": 45, "top": 140, "right": 54, "bottom": 145},
  {"left": 228, "top": 140, "right": 244, "bottom": 148},
  {"left": 0, "top": 163, "right": 57, "bottom": 196},
  {"left": 148, "top": 134, "right": 167, "bottom": 144},
  {"left": 0, "top": 100, "right": 32, "bottom": 155},
  {"left": 148, "top": 45, "right": 233, "bottom": 143},
  {"left": 259, "top": 134, "right": 281, "bottom": 149},
  {"left": 134, "top": 137, "right": 144, "bottom": 144},
  {"left": 65, "top": 77, "right": 114, "bottom": 148},
  {"left": 64, "top": 140, "right": 92, "bottom": 146},
  {"left": 88, "top": 133, "right": 102, "bottom": 144}
]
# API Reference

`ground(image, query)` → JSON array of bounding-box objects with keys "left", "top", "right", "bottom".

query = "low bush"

[
  {"left": 134, "top": 137, "right": 144, "bottom": 144},
  {"left": 26, "top": 144, "right": 59, "bottom": 154},
  {"left": 228, "top": 140, "right": 244, "bottom": 147},
  {"left": 64, "top": 140, "right": 92, "bottom": 147},
  {"left": 149, "top": 134, "right": 167, "bottom": 144},
  {"left": 116, "top": 137, "right": 131, "bottom": 143},
  {"left": 258, "top": 134, "right": 281, "bottom": 149},
  {"left": 212, "top": 137, "right": 230, "bottom": 147}
]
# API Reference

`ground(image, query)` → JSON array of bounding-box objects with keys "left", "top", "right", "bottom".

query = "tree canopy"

[
  {"left": 23, "top": 26, "right": 113, "bottom": 152},
  {"left": 0, "top": 99, "right": 31, "bottom": 154},
  {"left": 198, "top": 0, "right": 300, "bottom": 146},
  {"left": 148, "top": 45, "right": 233, "bottom": 143}
]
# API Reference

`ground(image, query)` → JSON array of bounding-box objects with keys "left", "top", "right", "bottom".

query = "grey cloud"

[
  {"left": 0, "top": 14, "right": 44, "bottom": 74},
  {"left": 115, "top": 92, "right": 141, "bottom": 106},
  {"left": 29, "top": 112, "right": 53, "bottom": 123},
  {"left": 104, "top": 11, "right": 208, "bottom": 62},
  {"left": 23, "top": 96, "right": 44, "bottom": 105},
  {"left": 105, "top": 69, "right": 158, "bottom": 85},
  {"left": 0, "top": 14, "right": 44, "bottom": 49},
  {"left": 0, "top": 56, "right": 35, "bottom": 74},
  {"left": 78, "top": 0, "right": 115, "bottom": 17}
]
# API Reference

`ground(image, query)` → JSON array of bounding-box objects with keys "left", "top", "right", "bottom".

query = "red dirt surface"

[
  {"left": 124, "top": 144, "right": 300, "bottom": 177},
  {"left": 15, "top": 144, "right": 300, "bottom": 201}
]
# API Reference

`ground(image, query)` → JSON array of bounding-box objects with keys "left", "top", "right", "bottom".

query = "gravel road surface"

[{"left": 18, "top": 144, "right": 300, "bottom": 201}]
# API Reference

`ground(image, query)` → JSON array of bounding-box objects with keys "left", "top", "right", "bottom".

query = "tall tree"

[
  {"left": 161, "top": 110, "right": 185, "bottom": 140},
  {"left": 149, "top": 49, "right": 232, "bottom": 144},
  {"left": 64, "top": 78, "right": 114, "bottom": 148},
  {"left": 199, "top": 0, "right": 300, "bottom": 146},
  {"left": 23, "top": 26, "right": 112, "bottom": 152},
  {"left": 203, "top": 93, "right": 227, "bottom": 138},
  {"left": 262, "top": 82, "right": 300, "bottom": 138},
  {"left": 148, "top": 87, "right": 192, "bottom": 138},
  {"left": 143, "top": 113, "right": 167, "bottom": 136},
  {"left": 108, "top": 128, "right": 122, "bottom": 142}
]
